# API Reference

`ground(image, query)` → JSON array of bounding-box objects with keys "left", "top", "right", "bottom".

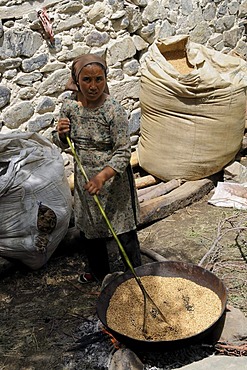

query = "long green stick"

[{"left": 66, "top": 135, "right": 169, "bottom": 333}]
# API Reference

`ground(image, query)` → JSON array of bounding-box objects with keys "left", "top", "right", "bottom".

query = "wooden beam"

[
  {"left": 138, "top": 179, "right": 182, "bottom": 203},
  {"left": 138, "top": 178, "right": 214, "bottom": 227},
  {"left": 135, "top": 175, "right": 160, "bottom": 189},
  {"left": 130, "top": 151, "right": 139, "bottom": 167}
]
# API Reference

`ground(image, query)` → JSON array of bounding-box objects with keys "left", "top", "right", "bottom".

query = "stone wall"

[{"left": 0, "top": 0, "right": 247, "bottom": 140}]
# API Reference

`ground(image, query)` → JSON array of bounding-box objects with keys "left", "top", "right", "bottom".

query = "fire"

[{"left": 101, "top": 327, "right": 121, "bottom": 349}]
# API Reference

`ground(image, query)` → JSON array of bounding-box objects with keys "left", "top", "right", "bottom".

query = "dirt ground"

[{"left": 0, "top": 190, "right": 247, "bottom": 370}]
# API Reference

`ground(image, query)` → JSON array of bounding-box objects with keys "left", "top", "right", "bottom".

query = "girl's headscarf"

[{"left": 65, "top": 54, "right": 109, "bottom": 94}]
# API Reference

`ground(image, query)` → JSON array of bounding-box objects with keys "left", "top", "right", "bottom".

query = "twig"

[
  {"left": 198, "top": 214, "right": 247, "bottom": 268},
  {"left": 198, "top": 218, "right": 227, "bottom": 267},
  {"left": 66, "top": 280, "right": 100, "bottom": 295},
  {"left": 140, "top": 247, "right": 166, "bottom": 262},
  {"left": 215, "top": 342, "right": 247, "bottom": 356},
  {"left": 235, "top": 234, "right": 247, "bottom": 264},
  {"left": 48, "top": 318, "right": 55, "bottom": 337},
  {"left": 31, "top": 328, "right": 39, "bottom": 351}
]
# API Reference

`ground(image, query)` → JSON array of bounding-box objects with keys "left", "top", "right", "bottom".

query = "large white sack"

[
  {"left": 138, "top": 35, "right": 247, "bottom": 181},
  {"left": 0, "top": 132, "right": 72, "bottom": 269}
]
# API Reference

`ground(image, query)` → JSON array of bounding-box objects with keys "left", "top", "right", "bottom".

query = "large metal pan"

[{"left": 96, "top": 261, "right": 227, "bottom": 351}]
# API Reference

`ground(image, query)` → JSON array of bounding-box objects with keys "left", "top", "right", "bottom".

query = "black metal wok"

[{"left": 96, "top": 261, "right": 227, "bottom": 351}]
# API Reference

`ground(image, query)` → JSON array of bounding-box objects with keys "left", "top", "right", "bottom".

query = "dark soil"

[{"left": 0, "top": 191, "right": 246, "bottom": 370}]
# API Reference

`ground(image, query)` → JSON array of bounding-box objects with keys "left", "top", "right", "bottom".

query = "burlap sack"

[{"left": 138, "top": 35, "right": 247, "bottom": 181}]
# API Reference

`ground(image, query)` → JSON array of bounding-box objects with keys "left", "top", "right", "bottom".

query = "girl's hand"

[
  {"left": 84, "top": 175, "right": 104, "bottom": 196},
  {"left": 84, "top": 166, "right": 116, "bottom": 196},
  {"left": 57, "top": 118, "right": 70, "bottom": 140}
]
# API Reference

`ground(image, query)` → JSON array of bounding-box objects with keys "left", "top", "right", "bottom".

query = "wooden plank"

[
  {"left": 138, "top": 178, "right": 214, "bottom": 227},
  {"left": 130, "top": 151, "right": 139, "bottom": 167},
  {"left": 137, "top": 183, "right": 160, "bottom": 196},
  {"left": 138, "top": 179, "right": 181, "bottom": 203},
  {"left": 140, "top": 247, "right": 167, "bottom": 262},
  {"left": 135, "top": 175, "right": 159, "bottom": 189}
]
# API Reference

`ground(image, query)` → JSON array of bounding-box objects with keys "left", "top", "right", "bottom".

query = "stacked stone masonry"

[{"left": 0, "top": 0, "right": 247, "bottom": 140}]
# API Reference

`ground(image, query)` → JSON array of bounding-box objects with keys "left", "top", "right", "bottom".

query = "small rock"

[
  {"left": 109, "top": 348, "right": 143, "bottom": 370},
  {"left": 219, "top": 305, "right": 247, "bottom": 345}
]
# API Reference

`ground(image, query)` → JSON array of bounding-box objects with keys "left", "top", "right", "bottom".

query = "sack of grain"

[
  {"left": 0, "top": 132, "right": 72, "bottom": 269},
  {"left": 138, "top": 35, "right": 247, "bottom": 181}
]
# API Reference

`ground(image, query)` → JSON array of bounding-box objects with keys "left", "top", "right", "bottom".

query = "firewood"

[
  {"left": 140, "top": 247, "right": 167, "bottom": 262},
  {"left": 130, "top": 151, "right": 139, "bottom": 167},
  {"left": 139, "top": 179, "right": 214, "bottom": 226},
  {"left": 137, "top": 183, "right": 159, "bottom": 196},
  {"left": 135, "top": 175, "right": 159, "bottom": 189},
  {"left": 138, "top": 179, "right": 181, "bottom": 203}
]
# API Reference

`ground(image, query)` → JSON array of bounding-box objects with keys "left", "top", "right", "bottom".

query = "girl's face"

[{"left": 77, "top": 63, "right": 106, "bottom": 105}]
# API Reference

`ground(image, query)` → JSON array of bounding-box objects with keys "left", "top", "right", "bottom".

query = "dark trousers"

[{"left": 80, "top": 230, "right": 142, "bottom": 280}]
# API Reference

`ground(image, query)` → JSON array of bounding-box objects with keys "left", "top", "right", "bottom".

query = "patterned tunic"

[{"left": 53, "top": 94, "right": 140, "bottom": 239}]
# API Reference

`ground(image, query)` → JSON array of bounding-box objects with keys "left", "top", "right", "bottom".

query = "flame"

[{"left": 101, "top": 327, "right": 120, "bottom": 349}]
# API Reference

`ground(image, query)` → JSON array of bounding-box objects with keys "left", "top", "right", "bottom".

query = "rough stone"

[
  {"left": 27, "top": 113, "right": 54, "bottom": 132},
  {"left": 22, "top": 54, "right": 49, "bottom": 73},
  {"left": 109, "top": 348, "right": 143, "bottom": 370},
  {"left": 123, "top": 59, "right": 140, "bottom": 76},
  {"left": 223, "top": 27, "right": 241, "bottom": 48},
  {"left": 239, "top": 0, "right": 247, "bottom": 17},
  {"left": 109, "top": 77, "right": 140, "bottom": 101},
  {"left": 85, "top": 30, "right": 110, "bottom": 47},
  {"left": 36, "top": 97, "right": 56, "bottom": 114},
  {"left": 0, "top": 29, "right": 43, "bottom": 59},
  {"left": 0, "top": 57, "right": 22, "bottom": 72},
  {"left": 219, "top": 305, "right": 247, "bottom": 344},
  {"left": 38, "top": 69, "right": 70, "bottom": 95},
  {"left": 14, "top": 72, "right": 43, "bottom": 86},
  {"left": 18, "top": 87, "right": 36, "bottom": 100},
  {"left": 129, "top": 108, "right": 141, "bottom": 135},
  {"left": 190, "top": 21, "right": 213, "bottom": 44},
  {"left": 54, "top": 16, "right": 85, "bottom": 33},
  {"left": 203, "top": 3, "right": 217, "bottom": 21},
  {"left": 57, "top": 1, "right": 83, "bottom": 14},
  {"left": 3, "top": 101, "right": 34, "bottom": 129},
  {"left": 0, "top": 85, "right": 11, "bottom": 108},
  {"left": 107, "top": 36, "right": 136, "bottom": 65}
]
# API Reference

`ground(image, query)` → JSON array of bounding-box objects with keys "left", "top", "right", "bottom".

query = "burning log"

[
  {"left": 67, "top": 326, "right": 120, "bottom": 352},
  {"left": 67, "top": 331, "right": 106, "bottom": 351}
]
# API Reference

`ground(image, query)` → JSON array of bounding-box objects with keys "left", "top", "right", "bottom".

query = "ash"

[
  {"left": 63, "top": 315, "right": 214, "bottom": 370},
  {"left": 63, "top": 315, "right": 115, "bottom": 370}
]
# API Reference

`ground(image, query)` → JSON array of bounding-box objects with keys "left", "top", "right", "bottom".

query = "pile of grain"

[
  {"left": 162, "top": 50, "right": 194, "bottom": 74},
  {"left": 106, "top": 276, "right": 222, "bottom": 341}
]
